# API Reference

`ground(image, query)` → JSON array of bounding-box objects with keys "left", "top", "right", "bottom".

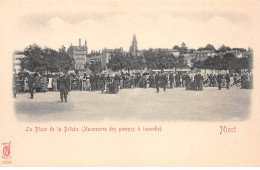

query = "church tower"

[{"left": 129, "top": 34, "right": 138, "bottom": 56}]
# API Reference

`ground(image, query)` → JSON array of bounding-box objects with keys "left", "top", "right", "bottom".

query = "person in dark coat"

[
  {"left": 200, "top": 74, "right": 204, "bottom": 90},
  {"left": 58, "top": 72, "right": 69, "bottom": 103},
  {"left": 155, "top": 73, "right": 161, "bottom": 93},
  {"left": 122, "top": 73, "right": 126, "bottom": 89},
  {"left": 174, "top": 73, "right": 178, "bottom": 87},
  {"left": 216, "top": 73, "right": 223, "bottom": 90},
  {"left": 197, "top": 73, "right": 203, "bottom": 91},
  {"left": 194, "top": 74, "right": 198, "bottom": 91},
  {"left": 244, "top": 73, "right": 249, "bottom": 89},
  {"left": 28, "top": 73, "right": 37, "bottom": 99},
  {"left": 142, "top": 74, "right": 147, "bottom": 89},
  {"left": 106, "top": 74, "right": 111, "bottom": 83},
  {"left": 148, "top": 74, "right": 154, "bottom": 88},
  {"left": 225, "top": 74, "right": 230, "bottom": 89},
  {"left": 114, "top": 74, "right": 121, "bottom": 93},
  {"left": 185, "top": 74, "right": 191, "bottom": 90},
  {"left": 169, "top": 72, "right": 174, "bottom": 88},
  {"left": 100, "top": 73, "right": 106, "bottom": 93},
  {"left": 95, "top": 74, "right": 100, "bottom": 91},
  {"left": 175, "top": 73, "right": 181, "bottom": 87},
  {"left": 161, "top": 72, "right": 168, "bottom": 91}
]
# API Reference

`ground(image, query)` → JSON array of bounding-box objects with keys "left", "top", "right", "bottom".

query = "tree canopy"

[
  {"left": 197, "top": 44, "right": 216, "bottom": 51},
  {"left": 20, "top": 44, "right": 75, "bottom": 73},
  {"left": 85, "top": 60, "right": 102, "bottom": 74},
  {"left": 192, "top": 52, "right": 252, "bottom": 73}
]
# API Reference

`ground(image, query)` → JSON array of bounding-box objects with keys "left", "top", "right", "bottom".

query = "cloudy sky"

[{"left": 1, "top": 0, "right": 259, "bottom": 52}]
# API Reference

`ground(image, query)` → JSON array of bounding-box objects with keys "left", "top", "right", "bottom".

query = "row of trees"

[
  {"left": 173, "top": 43, "right": 248, "bottom": 54},
  {"left": 107, "top": 49, "right": 253, "bottom": 73},
  {"left": 20, "top": 43, "right": 253, "bottom": 75},
  {"left": 20, "top": 44, "right": 75, "bottom": 73},
  {"left": 106, "top": 49, "right": 186, "bottom": 72},
  {"left": 192, "top": 52, "right": 253, "bottom": 73}
]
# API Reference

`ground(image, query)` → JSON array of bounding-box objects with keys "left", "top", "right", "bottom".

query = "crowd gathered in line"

[{"left": 14, "top": 71, "right": 253, "bottom": 94}]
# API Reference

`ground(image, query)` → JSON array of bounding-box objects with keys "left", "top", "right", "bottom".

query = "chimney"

[
  {"left": 85, "top": 40, "right": 87, "bottom": 47},
  {"left": 79, "top": 38, "right": 81, "bottom": 46}
]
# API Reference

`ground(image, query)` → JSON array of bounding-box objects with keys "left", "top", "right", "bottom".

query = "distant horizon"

[{"left": 17, "top": 39, "right": 252, "bottom": 53}]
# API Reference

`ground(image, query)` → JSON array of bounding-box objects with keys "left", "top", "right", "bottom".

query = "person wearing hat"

[
  {"left": 58, "top": 72, "right": 69, "bottom": 103},
  {"left": 28, "top": 73, "right": 37, "bottom": 99}
]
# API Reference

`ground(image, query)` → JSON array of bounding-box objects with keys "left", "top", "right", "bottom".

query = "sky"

[{"left": 1, "top": 0, "right": 259, "bottom": 52}]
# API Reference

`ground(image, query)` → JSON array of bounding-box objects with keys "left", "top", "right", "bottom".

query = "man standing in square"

[
  {"left": 58, "top": 72, "right": 69, "bottom": 103},
  {"left": 225, "top": 73, "right": 230, "bottom": 90}
]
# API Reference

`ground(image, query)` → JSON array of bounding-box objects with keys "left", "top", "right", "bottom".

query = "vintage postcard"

[{"left": 0, "top": 0, "right": 260, "bottom": 167}]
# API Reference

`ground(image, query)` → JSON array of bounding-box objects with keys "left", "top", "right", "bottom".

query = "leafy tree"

[
  {"left": 143, "top": 49, "right": 176, "bottom": 69},
  {"left": 20, "top": 44, "right": 75, "bottom": 73},
  {"left": 107, "top": 51, "right": 127, "bottom": 71},
  {"left": 198, "top": 44, "right": 216, "bottom": 51},
  {"left": 42, "top": 47, "right": 59, "bottom": 73},
  {"left": 192, "top": 60, "right": 204, "bottom": 69},
  {"left": 203, "top": 56, "right": 215, "bottom": 70},
  {"left": 57, "top": 51, "right": 75, "bottom": 71},
  {"left": 21, "top": 44, "right": 44, "bottom": 72},
  {"left": 85, "top": 60, "right": 102, "bottom": 74},
  {"left": 205, "top": 44, "right": 216, "bottom": 51},
  {"left": 132, "top": 54, "right": 147, "bottom": 70},
  {"left": 175, "top": 55, "right": 186, "bottom": 68},
  {"left": 222, "top": 53, "right": 237, "bottom": 71},
  {"left": 173, "top": 45, "right": 180, "bottom": 50},
  {"left": 218, "top": 44, "right": 231, "bottom": 53},
  {"left": 180, "top": 42, "right": 187, "bottom": 54}
]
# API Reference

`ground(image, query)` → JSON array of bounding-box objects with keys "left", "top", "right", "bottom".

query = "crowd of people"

[{"left": 13, "top": 71, "right": 253, "bottom": 102}]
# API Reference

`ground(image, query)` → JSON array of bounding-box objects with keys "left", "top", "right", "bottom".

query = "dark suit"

[
  {"left": 161, "top": 75, "right": 168, "bottom": 91},
  {"left": 225, "top": 74, "right": 230, "bottom": 89},
  {"left": 155, "top": 74, "right": 161, "bottom": 93},
  {"left": 59, "top": 75, "right": 69, "bottom": 102},
  {"left": 169, "top": 74, "right": 174, "bottom": 88},
  {"left": 217, "top": 74, "right": 223, "bottom": 90}
]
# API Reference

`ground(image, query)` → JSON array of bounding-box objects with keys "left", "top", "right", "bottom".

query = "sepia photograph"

[
  {"left": 13, "top": 37, "right": 253, "bottom": 122},
  {"left": 1, "top": 0, "right": 260, "bottom": 167}
]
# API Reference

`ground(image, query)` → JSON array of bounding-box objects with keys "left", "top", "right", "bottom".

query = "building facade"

[
  {"left": 86, "top": 48, "right": 124, "bottom": 71},
  {"left": 13, "top": 51, "right": 25, "bottom": 74},
  {"left": 68, "top": 39, "right": 88, "bottom": 75},
  {"left": 195, "top": 50, "right": 216, "bottom": 61}
]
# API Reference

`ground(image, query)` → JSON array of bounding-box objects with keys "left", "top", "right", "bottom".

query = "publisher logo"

[{"left": 2, "top": 141, "right": 11, "bottom": 159}]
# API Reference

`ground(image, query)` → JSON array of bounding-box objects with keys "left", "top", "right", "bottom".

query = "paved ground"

[{"left": 14, "top": 86, "right": 252, "bottom": 122}]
